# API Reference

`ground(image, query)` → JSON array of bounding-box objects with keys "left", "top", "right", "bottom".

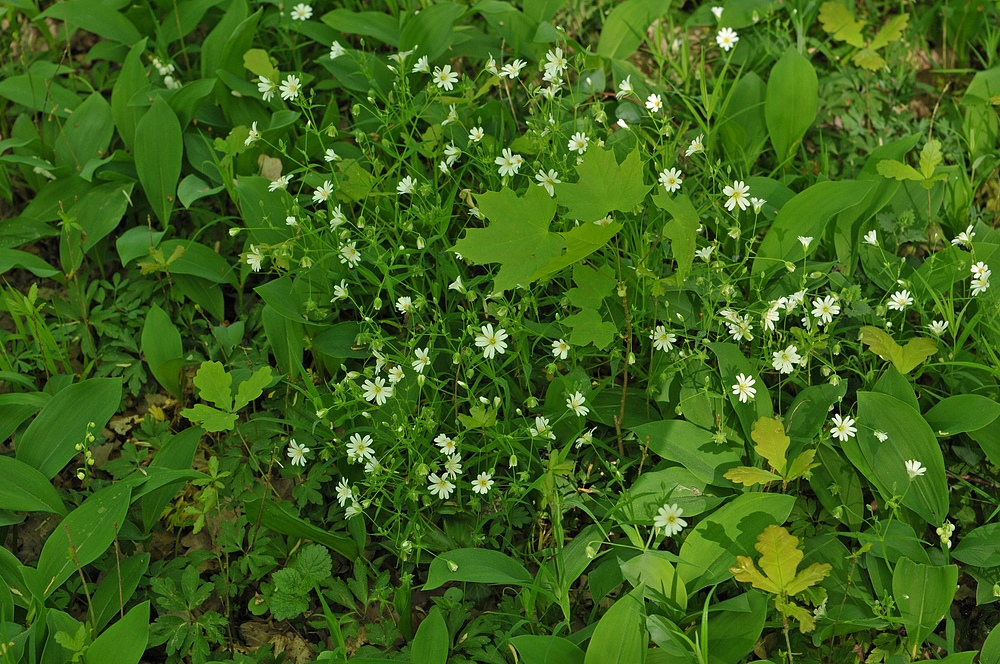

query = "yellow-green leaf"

[
  {"left": 859, "top": 326, "right": 938, "bottom": 374},
  {"left": 852, "top": 48, "right": 886, "bottom": 70},
  {"left": 785, "top": 561, "right": 833, "bottom": 596},
  {"left": 723, "top": 466, "right": 783, "bottom": 487},
  {"left": 877, "top": 159, "right": 923, "bottom": 182},
  {"left": 818, "top": 2, "right": 865, "bottom": 47},
  {"left": 775, "top": 596, "right": 818, "bottom": 633},
  {"left": 243, "top": 48, "right": 279, "bottom": 82},
  {"left": 755, "top": 524, "right": 803, "bottom": 592},
  {"left": 785, "top": 449, "right": 820, "bottom": 482},
  {"left": 870, "top": 13, "right": 909, "bottom": 51},
  {"left": 918, "top": 140, "right": 943, "bottom": 180},
  {"left": 192, "top": 360, "right": 233, "bottom": 411},
  {"left": 751, "top": 416, "right": 790, "bottom": 476},
  {"left": 730, "top": 556, "right": 780, "bottom": 594}
]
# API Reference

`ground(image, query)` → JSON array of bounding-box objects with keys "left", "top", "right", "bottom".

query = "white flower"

[
  {"left": 711, "top": 6, "right": 724, "bottom": 19},
  {"left": 552, "top": 338, "right": 570, "bottom": 360},
  {"left": 435, "top": 433, "right": 457, "bottom": 455},
  {"left": 412, "top": 348, "right": 430, "bottom": 373},
  {"left": 396, "top": 175, "right": 417, "bottom": 195},
  {"left": 428, "top": 473, "right": 456, "bottom": 499},
  {"left": 312, "top": 180, "right": 334, "bottom": 204},
  {"left": 246, "top": 245, "right": 264, "bottom": 272},
  {"left": 972, "top": 274, "right": 991, "bottom": 296},
  {"left": 468, "top": 126, "right": 485, "bottom": 142},
  {"left": 345, "top": 501, "right": 362, "bottom": 518},
  {"left": 290, "top": 3, "right": 312, "bottom": 20},
  {"left": 443, "top": 453, "right": 463, "bottom": 480},
  {"left": 530, "top": 416, "right": 555, "bottom": 440},
  {"left": 411, "top": 55, "right": 429, "bottom": 73},
  {"left": 864, "top": 229, "right": 878, "bottom": 246},
  {"left": 798, "top": 236, "right": 813, "bottom": 251},
  {"left": 685, "top": 134, "right": 704, "bottom": 157},
  {"left": 362, "top": 377, "right": 393, "bottom": 405},
  {"left": 951, "top": 225, "right": 975, "bottom": 247},
  {"left": 594, "top": 215, "right": 613, "bottom": 226},
  {"left": 650, "top": 325, "right": 676, "bottom": 352},
  {"left": 396, "top": 296, "right": 413, "bottom": 314},
  {"left": 347, "top": 433, "right": 376, "bottom": 462},
  {"left": 494, "top": 148, "right": 524, "bottom": 177},
  {"left": 829, "top": 414, "right": 856, "bottom": 441},
  {"left": 928, "top": 320, "right": 948, "bottom": 335},
  {"left": 732, "top": 373, "right": 756, "bottom": 403},
  {"left": 258, "top": 76, "right": 277, "bottom": 101},
  {"left": 332, "top": 279, "right": 348, "bottom": 300},
  {"left": 268, "top": 174, "right": 291, "bottom": 192},
  {"left": 566, "top": 391, "right": 589, "bottom": 417},
  {"left": 887, "top": 290, "right": 913, "bottom": 311},
  {"left": 448, "top": 276, "right": 466, "bottom": 293},
  {"left": 972, "top": 261, "right": 991, "bottom": 279},
  {"left": 645, "top": 93, "right": 663, "bottom": 113},
  {"left": 286, "top": 215, "right": 298, "bottom": 227},
  {"left": 500, "top": 59, "right": 526, "bottom": 79},
  {"left": 616, "top": 119, "right": 629, "bottom": 129},
  {"left": 535, "top": 169, "right": 561, "bottom": 196},
  {"left": 874, "top": 430, "right": 889, "bottom": 442},
  {"left": 339, "top": 242, "right": 361, "bottom": 268},
  {"left": 616, "top": 75, "right": 634, "bottom": 99},
  {"left": 279, "top": 75, "right": 301, "bottom": 101},
  {"left": 472, "top": 472, "right": 494, "bottom": 494},
  {"left": 811, "top": 295, "right": 840, "bottom": 325},
  {"left": 441, "top": 104, "right": 458, "bottom": 126},
  {"left": 716, "top": 27, "right": 739, "bottom": 51},
  {"left": 575, "top": 428, "right": 596, "bottom": 448},
  {"left": 444, "top": 143, "right": 461, "bottom": 166},
  {"left": 330, "top": 205, "right": 347, "bottom": 229},
  {"left": 567, "top": 132, "right": 589, "bottom": 154},
  {"left": 335, "top": 479, "right": 353, "bottom": 507},
  {"left": 771, "top": 345, "right": 802, "bottom": 374},
  {"left": 695, "top": 245, "right": 715, "bottom": 262},
  {"left": 761, "top": 300, "right": 784, "bottom": 332},
  {"left": 726, "top": 315, "right": 754, "bottom": 342},
  {"left": 432, "top": 64, "right": 458, "bottom": 91},
  {"left": 329, "top": 41, "right": 346, "bottom": 59},
  {"left": 545, "top": 47, "right": 568, "bottom": 72},
  {"left": 658, "top": 167, "right": 683, "bottom": 192},
  {"left": 244, "top": 121, "right": 260, "bottom": 146},
  {"left": 324, "top": 148, "right": 340, "bottom": 162},
  {"left": 751, "top": 197, "right": 766, "bottom": 214},
  {"left": 475, "top": 323, "right": 509, "bottom": 359},
  {"left": 723, "top": 180, "right": 750, "bottom": 212},
  {"left": 905, "top": 459, "right": 926, "bottom": 480},
  {"left": 654, "top": 503, "right": 687, "bottom": 536},
  {"left": 287, "top": 439, "right": 309, "bottom": 466},
  {"left": 485, "top": 54, "right": 498, "bottom": 75}
]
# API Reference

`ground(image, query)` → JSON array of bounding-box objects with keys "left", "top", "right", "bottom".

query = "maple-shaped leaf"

[
  {"left": 818, "top": 2, "right": 865, "bottom": 47},
  {"left": 652, "top": 192, "right": 700, "bottom": 284},
  {"left": 552, "top": 147, "right": 652, "bottom": 222},
  {"left": 452, "top": 185, "right": 565, "bottom": 292},
  {"left": 751, "top": 416, "right": 790, "bottom": 476},
  {"left": 859, "top": 326, "right": 937, "bottom": 374},
  {"left": 532, "top": 219, "right": 623, "bottom": 280},
  {"left": 562, "top": 308, "right": 616, "bottom": 349}
]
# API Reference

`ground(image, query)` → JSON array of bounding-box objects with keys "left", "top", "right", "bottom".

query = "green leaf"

[
  {"left": 553, "top": 147, "right": 652, "bottom": 222},
  {"left": 452, "top": 185, "right": 564, "bottom": 293},
  {"left": 53, "top": 92, "right": 114, "bottom": 172},
  {"left": 424, "top": 548, "right": 532, "bottom": 590},
  {"left": 91, "top": 553, "right": 150, "bottom": 631},
  {"left": 141, "top": 427, "right": 202, "bottom": 531},
  {"left": 566, "top": 263, "right": 615, "bottom": 310},
  {"left": 233, "top": 366, "right": 273, "bottom": 411},
  {"left": 243, "top": 495, "right": 358, "bottom": 560},
  {"left": 785, "top": 449, "right": 820, "bottom": 482},
  {"left": 110, "top": 39, "right": 149, "bottom": 152},
  {"left": 292, "top": 544, "right": 332, "bottom": 583},
  {"left": 632, "top": 419, "right": 741, "bottom": 486},
  {"left": 0, "top": 456, "right": 67, "bottom": 515},
  {"left": 918, "top": 140, "right": 944, "bottom": 179},
  {"left": 134, "top": 97, "right": 182, "bottom": 225},
  {"left": 724, "top": 466, "right": 782, "bottom": 487},
  {"left": 677, "top": 493, "right": 796, "bottom": 592},
  {"left": 532, "top": 221, "right": 624, "bottom": 280},
  {"left": 16, "top": 378, "right": 122, "bottom": 479},
  {"left": 398, "top": 3, "right": 464, "bottom": 61},
  {"left": 924, "top": 395, "right": 1000, "bottom": 436},
  {"left": 180, "top": 404, "right": 238, "bottom": 433},
  {"left": 511, "top": 635, "right": 585, "bottom": 664},
  {"left": 852, "top": 48, "right": 886, "bottom": 70},
  {"left": 620, "top": 551, "right": 687, "bottom": 610},
  {"left": 596, "top": 0, "right": 671, "bottom": 60},
  {"left": 191, "top": 361, "right": 233, "bottom": 411},
  {"left": 870, "top": 12, "right": 909, "bottom": 50},
  {"left": 584, "top": 585, "right": 647, "bottom": 664},
  {"left": 818, "top": 1, "right": 866, "bottom": 47},
  {"left": 320, "top": 9, "right": 400, "bottom": 46},
  {"left": 87, "top": 601, "right": 149, "bottom": 664},
  {"left": 411, "top": 607, "right": 449, "bottom": 664},
  {"left": 765, "top": 48, "right": 818, "bottom": 162},
  {"left": 0, "top": 249, "right": 61, "bottom": 278},
  {"left": 859, "top": 326, "right": 938, "bottom": 374},
  {"left": 242, "top": 48, "right": 279, "bottom": 81},
  {"left": 876, "top": 159, "right": 924, "bottom": 182},
  {"left": 142, "top": 303, "right": 184, "bottom": 399},
  {"left": 952, "top": 523, "right": 1000, "bottom": 567},
  {"left": 751, "top": 416, "right": 789, "bottom": 476},
  {"left": 37, "top": 482, "right": 132, "bottom": 596},
  {"left": 893, "top": 558, "right": 958, "bottom": 658},
  {"left": 652, "top": 192, "right": 699, "bottom": 284},
  {"left": 562, "top": 308, "right": 617, "bottom": 349}
]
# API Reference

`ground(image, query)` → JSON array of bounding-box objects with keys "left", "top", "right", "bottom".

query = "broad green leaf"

[
  {"left": 876, "top": 159, "right": 923, "bottom": 182},
  {"left": 424, "top": 548, "right": 532, "bottom": 590},
  {"left": 87, "top": 601, "right": 149, "bottom": 664},
  {"left": 142, "top": 303, "right": 184, "bottom": 399},
  {"left": 398, "top": 3, "right": 464, "bottom": 61},
  {"left": 632, "top": 419, "right": 741, "bottom": 486},
  {"left": 53, "top": 92, "right": 114, "bottom": 172},
  {"left": 411, "top": 606, "right": 449, "bottom": 664},
  {"left": 511, "top": 635, "right": 585, "bottom": 664},
  {"left": 320, "top": 9, "right": 400, "bottom": 46},
  {"left": 37, "top": 482, "right": 131, "bottom": 596},
  {"left": 893, "top": 558, "right": 957, "bottom": 658},
  {"left": 91, "top": 553, "right": 150, "bottom": 631},
  {"left": 233, "top": 366, "right": 273, "bottom": 411},
  {"left": 925, "top": 394, "right": 1000, "bottom": 436},
  {"left": 566, "top": 263, "right": 614, "bottom": 310},
  {"left": 244, "top": 494, "right": 357, "bottom": 559},
  {"left": 38, "top": 0, "right": 140, "bottom": 43},
  {"left": 751, "top": 416, "right": 789, "bottom": 475},
  {"left": 596, "top": 0, "right": 671, "bottom": 60},
  {"left": 562, "top": 308, "right": 616, "bottom": 349},
  {"left": 859, "top": 326, "right": 937, "bottom": 374},
  {"left": 0, "top": 456, "right": 67, "bottom": 515},
  {"left": 191, "top": 361, "right": 233, "bottom": 411},
  {"left": 16, "top": 378, "right": 122, "bottom": 479},
  {"left": 620, "top": 551, "right": 687, "bottom": 610},
  {"left": 134, "top": 98, "right": 182, "bottom": 225},
  {"left": 765, "top": 48, "right": 818, "bottom": 162},
  {"left": 724, "top": 466, "right": 782, "bottom": 487},
  {"left": 678, "top": 493, "right": 795, "bottom": 592},
  {"left": 0, "top": 249, "right": 60, "bottom": 278},
  {"left": 585, "top": 585, "right": 647, "bottom": 664},
  {"left": 652, "top": 192, "right": 699, "bottom": 284},
  {"left": 818, "top": 1, "right": 865, "bottom": 47},
  {"left": 452, "top": 185, "right": 564, "bottom": 293},
  {"left": 617, "top": 467, "right": 725, "bottom": 520},
  {"left": 141, "top": 427, "right": 202, "bottom": 532},
  {"left": 855, "top": 391, "right": 948, "bottom": 525},
  {"left": 870, "top": 12, "right": 909, "bottom": 50},
  {"left": 708, "top": 342, "right": 773, "bottom": 439},
  {"left": 180, "top": 404, "right": 238, "bottom": 432},
  {"left": 984, "top": 624, "right": 1000, "bottom": 664},
  {"left": 952, "top": 523, "right": 1000, "bottom": 567},
  {"left": 852, "top": 48, "right": 886, "bottom": 70},
  {"left": 552, "top": 147, "right": 652, "bottom": 222}
]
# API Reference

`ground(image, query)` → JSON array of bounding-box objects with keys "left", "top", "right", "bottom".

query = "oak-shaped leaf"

[{"left": 859, "top": 326, "right": 937, "bottom": 374}]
